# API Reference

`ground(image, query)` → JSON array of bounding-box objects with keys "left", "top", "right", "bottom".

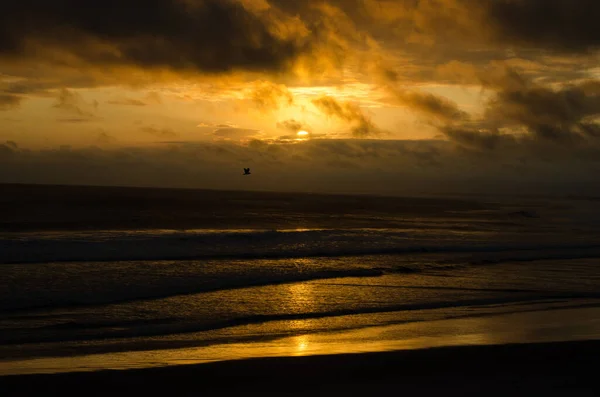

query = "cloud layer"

[
  {"left": 0, "top": 0, "right": 305, "bottom": 73},
  {"left": 312, "top": 96, "right": 382, "bottom": 137},
  {"left": 2, "top": 138, "right": 600, "bottom": 195}
]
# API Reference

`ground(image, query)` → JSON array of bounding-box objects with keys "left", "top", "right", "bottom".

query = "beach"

[
  {"left": 1, "top": 340, "right": 598, "bottom": 396},
  {"left": 2, "top": 302, "right": 599, "bottom": 396},
  {"left": 1, "top": 184, "right": 600, "bottom": 395}
]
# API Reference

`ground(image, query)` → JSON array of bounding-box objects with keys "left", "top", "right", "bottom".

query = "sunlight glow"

[
  {"left": 297, "top": 130, "right": 309, "bottom": 136},
  {"left": 295, "top": 335, "right": 310, "bottom": 355}
]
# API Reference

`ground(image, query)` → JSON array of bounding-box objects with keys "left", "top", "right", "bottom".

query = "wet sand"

[
  {"left": 0, "top": 340, "right": 598, "bottom": 396},
  {"left": 3, "top": 304, "right": 600, "bottom": 375}
]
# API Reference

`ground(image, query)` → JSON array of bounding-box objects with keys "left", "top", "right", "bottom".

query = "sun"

[{"left": 297, "top": 130, "right": 309, "bottom": 136}]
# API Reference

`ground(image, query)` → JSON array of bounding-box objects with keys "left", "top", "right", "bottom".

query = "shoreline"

[
  {"left": 1, "top": 340, "right": 598, "bottom": 396},
  {"left": 2, "top": 305, "right": 600, "bottom": 375}
]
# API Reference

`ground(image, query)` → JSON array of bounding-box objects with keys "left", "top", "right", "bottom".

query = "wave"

[
  {"left": 0, "top": 267, "right": 390, "bottom": 313},
  {"left": 3, "top": 229, "right": 600, "bottom": 313},
  {"left": 2, "top": 228, "right": 600, "bottom": 264},
  {"left": 6, "top": 243, "right": 600, "bottom": 314},
  {"left": 4, "top": 295, "right": 593, "bottom": 345}
]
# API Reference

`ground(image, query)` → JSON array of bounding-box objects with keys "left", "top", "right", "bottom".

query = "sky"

[{"left": 1, "top": 0, "right": 600, "bottom": 196}]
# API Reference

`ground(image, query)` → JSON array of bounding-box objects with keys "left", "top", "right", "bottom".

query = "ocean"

[{"left": 1, "top": 184, "right": 600, "bottom": 374}]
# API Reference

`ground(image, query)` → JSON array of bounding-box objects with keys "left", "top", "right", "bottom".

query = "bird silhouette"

[{"left": 243, "top": 168, "right": 251, "bottom": 175}]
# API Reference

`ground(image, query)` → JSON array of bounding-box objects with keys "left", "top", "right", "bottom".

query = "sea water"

[{"left": 1, "top": 187, "right": 600, "bottom": 373}]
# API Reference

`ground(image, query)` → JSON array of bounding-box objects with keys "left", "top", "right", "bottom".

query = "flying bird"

[{"left": 243, "top": 168, "right": 251, "bottom": 175}]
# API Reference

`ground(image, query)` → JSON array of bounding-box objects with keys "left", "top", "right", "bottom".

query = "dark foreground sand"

[{"left": 1, "top": 341, "right": 598, "bottom": 396}]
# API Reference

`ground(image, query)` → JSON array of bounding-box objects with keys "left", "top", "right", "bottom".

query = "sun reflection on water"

[
  {"left": 294, "top": 335, "right": 310, "bottom": 355},
  {"left": 4, "top": 306, "right": 600, "bottom": 376}
]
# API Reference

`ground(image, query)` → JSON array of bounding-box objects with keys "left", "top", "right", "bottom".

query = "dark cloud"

[
  {"left": 196, "top": 123, "right": 260, "bottom": 140},
  {"left": 0, "top": 140, "right": 19, "bottom": 156},
  {"left": 57, "top": 118, "right": 95, "bottom": 124},
  {"left": 389, "top": 89, "right": 469, "bottom": 123},
  {"left": 53, "top": 89, "right": 99, "bottom": 119},
  {"left": 212, "top": 127, "right": 260, "bottom": 140},
  {"left": 0, "top": 0, "right": 304, "bottom": 74},
  {"left": 0, "top": 144, "right": 15, "bottom": 156},
  {"left": 442, "top": 70, "right": 600, "bottom": 148},
  {"left": 406, "top": 67, "right": 600, "bottom": 150},
  {"left": 487, "top": 0, "right": 600, "bottom": 52},
  {"left": 108, "top": 99, "right": 147, "bottom": 107},
  {"left": 485, "top": 79, "right": 600, "bottom": 142},
  {"left": 265, "top": 0, "right": 600, "bottom": 90},
  {"left": 312, "top": 96, "right": 382, "bottom": 137},
  {"left": 140, "top": 126, "right": 178, "bottom": 138},
  {"left": 250, "top": 81, "right": 294, "bottom": 110},
  {"left": 96, "top": 132, "right": 117, "bottom": 145},
  {"left": 362, "top": 0, "right": 600, "bottom": 54},
  {"left": 442, "top": 127, "right": 512, "bottom": 151},
  {"left": 145, "top": 92, "right": 163, "bottom": 105},
  {"left": 0, "top": 94, "right": 21, "bottom": 110},
  {"left": 0, "top": 80, "right": 55, "bottom": 96},
  {"left": 2, "top": 139, "right": 600, "bottom": 195},
  {"left": 276, "top": 119, "right": 308, "bottom": 133},
  {"left": 1, "top": 0, "right": 594, "bottom": 96}
]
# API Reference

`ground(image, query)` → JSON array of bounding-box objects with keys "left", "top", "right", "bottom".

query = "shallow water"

[{"left": 3, "top": 306, "right": 600, "bottom": 375}]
